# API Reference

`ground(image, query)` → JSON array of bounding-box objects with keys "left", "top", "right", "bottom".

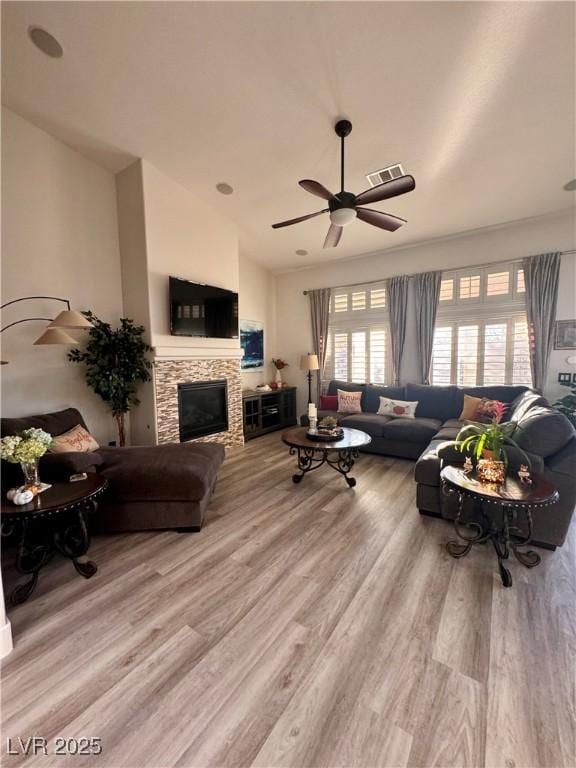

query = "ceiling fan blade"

[
  {"left": 355, "top": 175, "right": 415, "bottom": 206},
  {"left": 299, "top": 179, "right": 335, "bottom": 201},
  {"left": 323, "top": 223, "right": 343, "bottom": 248},
  {"left": 356, "top": 207, "right": 406, "bottom": 232},
  {"left": 272, "top": 209, "right": 329, "bottom": 229}
]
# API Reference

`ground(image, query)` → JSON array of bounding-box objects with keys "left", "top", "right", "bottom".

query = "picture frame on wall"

[
  {"left": 240, "top": 320, "right": 264, "bottom": 369},
  {"left": 554, "top": 319, "right": 576, "bottom": 349}
]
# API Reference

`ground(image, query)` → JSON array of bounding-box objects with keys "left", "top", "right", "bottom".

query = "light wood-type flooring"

[{"left": 2, "top": 433, "right": 574, "bottom": 768}]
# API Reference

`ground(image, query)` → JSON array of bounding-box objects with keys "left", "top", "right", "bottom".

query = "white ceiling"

[{"left": 2, "top": 1, "right": 575, "bottom": 272}]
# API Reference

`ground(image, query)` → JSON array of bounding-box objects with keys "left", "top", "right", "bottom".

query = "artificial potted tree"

[{"left": 69, "top": 312, "right": 152, "bottom": 446}]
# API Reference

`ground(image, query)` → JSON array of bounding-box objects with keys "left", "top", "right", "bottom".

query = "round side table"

[
  {"left": 1, "top": 475, "right": 108, "bottom": 605},
  {"left": 440, "top": 465, "right": 558, "bottom": 587}
]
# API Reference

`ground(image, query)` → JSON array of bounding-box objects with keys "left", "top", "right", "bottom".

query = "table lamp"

[{"left": 300, "top": 353, "right": 320, "bottom": 404}]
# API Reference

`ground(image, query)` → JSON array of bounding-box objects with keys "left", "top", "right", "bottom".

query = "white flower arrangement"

[{"left": 0, "top": 429, "right": 53, "bottom": 463}]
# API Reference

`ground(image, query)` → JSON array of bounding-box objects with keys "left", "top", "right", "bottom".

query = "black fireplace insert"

[{"left": 178, "top": 380, "right": 228, "bottom": 441}]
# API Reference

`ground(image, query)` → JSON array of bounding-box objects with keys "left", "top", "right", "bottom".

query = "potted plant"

[
  {"left": 271, "top": 358, "right": 289, "bottom": 388},
  {"left": 455, "top": 402, "right": 530, "bottom": 483},
  {"left": 68, "top": 312, "right": 152, "bottom": 446},
  {"left": 0, "top": 428, "right": 53, "bottom": 489}
]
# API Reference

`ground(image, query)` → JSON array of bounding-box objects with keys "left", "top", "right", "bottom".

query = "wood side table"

[
  {"left": 1, "top": 475, "right": 107, "bottom": 605},
  {"left": 441, "top": 465, "right": 558, "bottom": 587},
  {"left": 282, "top": 427, "right": 371, "bottom": 487}
]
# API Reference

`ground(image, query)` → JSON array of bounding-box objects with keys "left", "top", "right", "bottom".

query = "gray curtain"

[
  {"left": 387, "top": 276, "right": 409, "bottom": 386},
  {"left": 308, "top": 288, "right": 331, "bottom": 402},
  {"left": 414, "top": 271, "right": 442, "bottom": 384},
  {"left": 523, "top": 252, "right": 561, "bottom": 393}
]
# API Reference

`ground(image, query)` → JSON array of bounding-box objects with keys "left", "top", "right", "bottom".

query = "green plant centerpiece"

[
  {"left": 68, "top": 312, "right": 152, "bottom": 447},
  {"left": 455, "top": 402, "right": 530, "bottom": 483}
]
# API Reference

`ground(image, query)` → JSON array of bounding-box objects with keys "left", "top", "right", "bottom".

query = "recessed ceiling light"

[
  {"left": 216, "top": 182, "right": 234, "bottom": 195},
  {"left": 28, "top": 26, "right": 63, "bottom": 58},
  {"left": 563, "top": 179, "right": 576, "bottom": 192},
  {"left": 295, "top": 249, "right": 308, "bottom": 256}
]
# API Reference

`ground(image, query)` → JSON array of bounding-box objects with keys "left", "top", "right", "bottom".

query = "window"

[
  {"left": 431, "top": 262, "right": 532, "bottom": 386},
  {"left": 486, "top": 271, "right": 509, "bottom": 296},
  {"left": 324, "top": 283, "right": 391, "bottom": 386},
  {"left": 459, "top": 274, "right": 481, "bottom": 300},
  {"left": 439, "top": 279, "right": 454, "bottom": 302}
]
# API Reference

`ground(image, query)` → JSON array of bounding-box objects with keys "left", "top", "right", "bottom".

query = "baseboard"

[{"left": 0, "top": 619, "right": 13, "bottom": 658}]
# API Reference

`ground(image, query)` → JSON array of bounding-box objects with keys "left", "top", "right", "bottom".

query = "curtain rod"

[{"left": 302, "top": 249, "right": 576, "bottom": 295}]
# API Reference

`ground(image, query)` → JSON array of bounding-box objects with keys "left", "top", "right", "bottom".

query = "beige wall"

[
  {"left": 275, "top": 209, "right": 576, "bottom": 414},
  {"left": 141, "top": 160, "right": 239, "bottom": 353},
  {"left": 1, "top": 108, "right": 124, "bottom": 445},
  {"left": 115, "top": 160, "right": 157, "bottom": 445},
  {"left": 239, "top": 253, "right": 277, "bottom": 388},
  {"left": 115, "top": 159, "right": 243, "bottom": 444}
]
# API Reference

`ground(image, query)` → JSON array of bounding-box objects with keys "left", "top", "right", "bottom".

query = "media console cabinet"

[{"left": 242, "top": 387, "right": 297, "bottom": 440}]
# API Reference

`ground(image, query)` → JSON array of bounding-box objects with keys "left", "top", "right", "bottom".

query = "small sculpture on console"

[{"left": 518, "top": 464, "right": 532, "bottom": 484}]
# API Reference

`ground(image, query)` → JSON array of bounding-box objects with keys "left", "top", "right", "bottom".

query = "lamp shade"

[
  {"left": 48, "top": 309, "right": 92, "bottom": 329},
  {"left": 33, "top": 328, "right": 78, "bottom": 345},
  {"left": 300, "top": 353, "right": 320, "bottom": 371}
]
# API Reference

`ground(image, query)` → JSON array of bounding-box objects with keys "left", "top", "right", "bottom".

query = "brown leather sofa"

[{"left": 1, "top": 408, "right": 225, "bottom": 532}]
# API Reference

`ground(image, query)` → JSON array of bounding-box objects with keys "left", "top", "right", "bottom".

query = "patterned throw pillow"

[
  {"left": 377, "top": 397, "right": 418, "bottom": 419},
  {"left": 49, "top": 425, "right": 100, "bottom": 454},
  {"left": 337, "top": 389, "right": 363, "bottom": 414},
  {"left": 460, "top": 395, "right": 507, "bottom": 424}
]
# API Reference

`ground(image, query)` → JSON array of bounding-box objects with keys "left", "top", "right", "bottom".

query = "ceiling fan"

[{"left": 272, "top": 119, "right": 416, "bottom": 248}]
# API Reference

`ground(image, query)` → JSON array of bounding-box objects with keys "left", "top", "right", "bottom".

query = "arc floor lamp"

[{"left": 0, "top": 296, "right": 92, "bottom": 364}]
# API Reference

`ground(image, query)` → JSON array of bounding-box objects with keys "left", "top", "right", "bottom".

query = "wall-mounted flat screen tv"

[{"left": 169, "top": 276, "right": 239, "bottom": 339}]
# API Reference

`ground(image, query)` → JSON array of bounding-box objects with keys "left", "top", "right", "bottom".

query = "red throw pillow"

[{"left": 320, "top": 395, "right": 339, "bottom": 411}]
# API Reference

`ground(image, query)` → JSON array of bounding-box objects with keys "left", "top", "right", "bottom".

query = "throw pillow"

[
  {"left": 49, "top": 425, "right": 100, "bottom": 454},
  {"left": 377, "top": 397, "right": 418, "bottom": 419},
  {"left": 320, "top": 395, "right": 339, "bottom": 411},
  {"left": 459, "top": 395, "right": 507, "bottom": 423},
  {"left": 460, "top": 395, "right": 483, "bottom": 420},
  {"left": 337, "top": 389, "right": 363, "bottom": 414}
]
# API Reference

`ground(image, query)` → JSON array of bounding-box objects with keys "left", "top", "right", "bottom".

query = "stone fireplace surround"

[{"left": 154, "top": 357, "right": 244, "bottom": 447}]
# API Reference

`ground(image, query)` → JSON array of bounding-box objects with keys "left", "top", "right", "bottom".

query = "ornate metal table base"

[
  {"left": 3, "top": 503, "right": 98, "bottom": 605},
  {"left": 444, "top": 486, "right": 541, "bottom": 588},
  {"left": 289, "top": 446, "right": 360, "bottom": 487}
]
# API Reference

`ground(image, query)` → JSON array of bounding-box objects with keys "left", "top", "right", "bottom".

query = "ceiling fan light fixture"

[{"left": 329, "top": 208, "right": 357, "bottom": 227}]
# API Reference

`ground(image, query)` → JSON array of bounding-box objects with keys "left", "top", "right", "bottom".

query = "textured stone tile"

[{"left": 154, "top": 359, "right": 244, "bottom": 447}]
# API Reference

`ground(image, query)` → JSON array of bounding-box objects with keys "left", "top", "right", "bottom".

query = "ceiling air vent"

[{"left": 366, "top": 163, "right": 405, "bottom": 188}]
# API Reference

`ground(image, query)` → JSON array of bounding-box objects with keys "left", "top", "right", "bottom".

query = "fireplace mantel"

[{"left": 153, "top": 345, "right": 243, "bottom": 361}]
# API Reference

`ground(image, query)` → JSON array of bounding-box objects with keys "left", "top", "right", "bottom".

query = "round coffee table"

[
  {"left": 1, "top": 475, "right": 108, "bottom": 604},
  {"left": 441, "top": 465, "right": 558, "bottom": 587},
  {"left": 282, "top": 426, "right": 371, "bottom": 487}
]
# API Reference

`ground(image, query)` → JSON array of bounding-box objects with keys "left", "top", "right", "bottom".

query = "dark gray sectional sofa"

[{"left": 303, "top": 380, "right": 576, "bottom": 549}]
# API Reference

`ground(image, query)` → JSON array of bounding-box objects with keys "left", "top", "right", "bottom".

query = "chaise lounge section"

[{"left": 1, "top": 408, "right": 225, "bottom": 532}]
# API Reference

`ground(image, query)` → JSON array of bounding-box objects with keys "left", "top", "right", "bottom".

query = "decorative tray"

[{"left": 306, "top": 429, "right": 344, "bottom": 442}]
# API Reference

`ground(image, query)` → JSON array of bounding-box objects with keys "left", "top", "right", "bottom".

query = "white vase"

[{"left": 275, "top": 368, "right": 282, "bottom": 387}]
